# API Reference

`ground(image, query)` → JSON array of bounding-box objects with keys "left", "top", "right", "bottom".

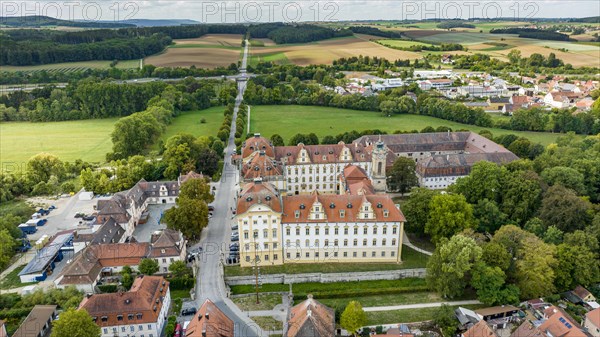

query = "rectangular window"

[
  {"left": 274, "top": 254, "right": 278, "bottom": 260},
  {"left": 372, "top": 251, "right": 376, "bottom": 257},
  {"left": 354, "top": 227, "right": 358, "bottom": 235},
  {"left": 286, "top": 228, "right": 290, "bottom": 236},
  {"left": 265, "top": 255, "right": 269, "bottom": 261},
  {"left": 315, "top": 228, "right": 320, "bottom": 235},
  {"left": 130, "top": 326, "right": 135, "bottom": 332},
  {"left": 306, "top": 252, "right": 310, "bottom": 258},
  {"left": 139, "top": 325, "right": 143, "bottom": 331},
  {"left": 363, "top": 227, "right": 368, "bottom": 235},
  {"left": 325, "top": 228, "right": 329, "bottom": 235},
  {"left": 148, "top": 325, "right": 152, "bottom": 330},
  {"left": 381, "top": 251, "right": 386, "bottom": 257},
  {"left": 373, "top": 228, "right": 377, "bottom": 235},
  {"left": 287, "top": 253, "right": 291, "bottom": 259},
  {"left": 383, "top": 227, "right": 387, "bottom": 235},
  {"left": 353, "top": 252, "right": 357, "bottom": 257},
  {"left": 391, "top": 251, "right": 395, "bottom": 257},
  {"left": 296, "top": 228, "right": 300, "bottom": 235},
  {"left": 296, "top": 252, "right": 301, "bottom": 258},
  {"left": 306, "top": 228, "right": 310, "bottom": 235},
  {"left": 264, "top": 243, "right": 269, "bottom": 249},
  {"left": 273, "top": 243, "right": 278, "bottom": 249},
  {"left": 393, "top": 227, "right": 397, "bottom": 235},
  {"left": 363, "top": 252, "right": 367, "bottom": 257},
  {"left": 103, "top": 329, "right": 108, "bottom": 334},
  {"left": 315, "top": 252, "right": 319, "bottom": 258},
  {"left": 335, "top": 228, "right": 339, "bottom": 235},
  {"left": 244, "top": 232, "right": 249, "bottom": 239},
  {"left": 272, "top": 229, "right": 277, "bottom": 238}
]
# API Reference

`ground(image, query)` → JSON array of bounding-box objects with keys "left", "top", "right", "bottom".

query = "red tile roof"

[
  {"left": 286, "top": 296, "right": 335, "bottom": 337},
  {"left": 242, "top": 135, "right": 274, "bottom": 158},
  {"left": 241, "top": 152, "right": 283, "bottom": 180},
  {"left": 281, "top": 194, "right": 404, "bottom": 224},
  {"left": 462, "top": 320, "right": 497, "bottom": 337},
  {"left": 185, "top": 299, "right": 233, "bottom": 337},
  {"left": 540, "top": 306, "right": 587, "bottom": 337},
  {"left": 236, "top": 181, "right": 282, "bottom": 215},
  {"left": 585, "top": 308, "right": 600, "bottom": 331},
  {"left": 80, "top": 276, "right": 169, "bottom": 327}
]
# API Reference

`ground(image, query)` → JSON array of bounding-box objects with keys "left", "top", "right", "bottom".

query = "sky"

[{"left": 1, "top": 0, "right": 599, "bottom": 23}]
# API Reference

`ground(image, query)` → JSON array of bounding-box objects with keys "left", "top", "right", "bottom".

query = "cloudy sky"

[{"left": 2, "top": 1, "right": 598, "bottom": 22}]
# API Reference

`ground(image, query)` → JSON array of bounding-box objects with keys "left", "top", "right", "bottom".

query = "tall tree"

[
  {"left": 138, "top": 258, "right": 159, "bottom": 275},
  {"left": 473, "top": 199, "right": 509, "bottom": 234},
  {"left": 433, "top": 304, "right": 458, "bottom": 337},
  {"left": 427, "top": 235, "right": 482, "bottom": 298},
  {"left": 340, "top": 301, "right": 366, "bottom": 337},
  {"left": 164, "top": 178, "right": 214, "bottom": 240},
  {"left": 501, "top": 170, "right": 543, "bottom": 225},
  {"left": 539, "top": 184, "right": 592, "bottom": 232},
  {"left": 554, "top": 241, "right": 599, "bottom": 291},
  {"left": 425, "top": 194, "right": 476, "bottom": 244},
  {"left": 388, "top": 157, "right": 418, "bottom": 194},
  {"left": 402, "top": 188, "right": 438, "bottom": 235},
  {"left": 50, "top": 309, "right": 100, "bottom": 337},
  {"left": 451, "top": 161, "right": 507, "bottom": 204},
  {"left": 471, "top": 264, "right": 520, "bottom": 305},
  {"left": 514, "top": 236, "right": 557, "bottom": 298}
]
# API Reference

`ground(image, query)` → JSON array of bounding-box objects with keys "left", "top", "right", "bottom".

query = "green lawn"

[
  {"left": 365, "top": 304, "right": 487, "bottom": 325},
  {"left": 225, "top": 245, "right": 429, "bottom": 277},
  {"left": 249, "top": 105, "right": 570, "bottom": 146},
  {"left": 0, "top": 107, "right": 223, "bottom": 164},
  {"left": 320, "top": 289, "right": 476, "bottom": 309},
  {"left": 232, "top": 293, "right": 282, "bottom": 311},
  {"left": 159, "top": 107, "right": 225, "bottom": 143},
  {"left": 249, "top": 52, "right": 290, "bottom": 67},
  {"left": 230, "top": 278, "right": 427, "bottom": 298},
  {"left": 0, "top": 118, "right": 118, "bottom": 164},
  {"left": 170, "top": 289, "right": 192, "bottom": 314},
  {"left": 0, "top": 265, "right": 36, "bottom": 290}
]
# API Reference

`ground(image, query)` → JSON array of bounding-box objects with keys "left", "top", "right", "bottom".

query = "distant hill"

[
  {"left": 0, "top": 15, "right": 134, "bottom": 28},
  {"left": 115, "top": 19, "right": 201, "bottom": 27},
  {"left": 568, "top": 16, "right": 600, "bottom": 23}
]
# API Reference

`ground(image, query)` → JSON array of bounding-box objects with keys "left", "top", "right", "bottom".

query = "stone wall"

[{"left": 225, "top": 268, "right": 426, "bottom": 286}]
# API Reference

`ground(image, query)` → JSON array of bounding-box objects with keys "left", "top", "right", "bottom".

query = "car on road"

[
  {"left": 181, "top": 308, "right": 197, "bottom": 316},
  {"left": 82, "top": 215, "right": 95, "bottom": 221},
  {"left": 208, "top": 205, "right": 215, "bottom": 212},
  {"left": 230, "top": 235, "right": 239, "bottom": 242},
  {"left": 229, "top": 246, "right": 239, "bottom": 252},
  {"left": 231, "top": 224, "right": 238, "bottom": 231},
  {"left": 48, "top": 205, "right": 56, "bottom": 210}
]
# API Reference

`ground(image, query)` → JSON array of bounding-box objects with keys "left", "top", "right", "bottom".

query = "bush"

[
  {"left": 200, "top": 118, "right": 206, "bottom": 124},
  {"left": 97, "top": 284, "right": 118, "bottom": 293},
  {"left": 167, "top": 277, "right": 195, "bottom": 290}
]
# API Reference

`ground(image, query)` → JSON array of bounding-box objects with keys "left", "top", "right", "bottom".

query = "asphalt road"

[{"left": 192, "top": 41, "right": 266, "bottom": 337}]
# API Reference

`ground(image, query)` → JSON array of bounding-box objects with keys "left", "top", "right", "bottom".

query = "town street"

[{"left": 192, "top": 41, "right": 266, "bottom": 337}]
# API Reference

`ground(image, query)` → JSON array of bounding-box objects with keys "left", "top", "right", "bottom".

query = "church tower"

[{"left": 371, "top": 137, "right": 388, "bottom": 193}]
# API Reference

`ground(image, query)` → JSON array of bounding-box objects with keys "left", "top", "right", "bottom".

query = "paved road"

[
  {"left": 363, "top": 300, "right": 482, "bottom": 312},
  {"left": 193, "top": 40, "right": 266, "bottom": 337}
]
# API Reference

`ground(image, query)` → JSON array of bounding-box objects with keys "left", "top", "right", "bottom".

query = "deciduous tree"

[
  {"left": 50, "top": 309, "right": 100, "bottom": 337},
  {"left": 340, "top": 301, "right": 366, "bottom": 336},
  {"left": 388, "top": 157, "right": 418, "bottom": 194},
  {"left": 138, "top": 258, "right": 159, "bottom": 275},
  {"left": 402, "top": 188, "right": 438, "bottom": 235},
  {"left": 539, "top": 184, "right": 592, "bottom": 232},
  {"left": 425, "top": 194, "right": 476, "bottom": 244}
]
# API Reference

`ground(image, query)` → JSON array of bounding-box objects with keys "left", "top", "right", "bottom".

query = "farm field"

[
  {"left": 249, "top": 35, "right": 422, "bottom": 66},
  {"left": 376, "top": 39, "right": 434, "bottom": 48},
  {"left": 0, "top": 108, "right": 222, "bottom": 164},
  {"left": 0, "top": 60, "right": 140, "bottom": 73},
  {"left": 145, "top": 34, "right": 243, "bottom": 68},
  {"left": 249, "top": 105, "right": 575, "bottom": 146},
  {"left": 413, "top": 31, "right": 600, "bottom": 66}
]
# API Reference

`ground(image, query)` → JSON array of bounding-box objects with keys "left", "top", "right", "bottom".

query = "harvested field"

[
  {"left": 145, "top": 34, "right": 243, "bottom": 68},
  {"left": 250, "top": 35, "right": 421, "bottom": 66}
]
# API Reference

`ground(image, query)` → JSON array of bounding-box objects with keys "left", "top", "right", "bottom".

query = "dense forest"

[
  {"left": 0, "top": 24, "right": 247, "bottom": 66},
  {"left": 490, "top": 28, "right": 572, "bottom": 41},
  {"left": 0, "top": 15, "right": 134, "bottom": 28},
  {"left": 347, "top": 26, "right": 404, "bottom": 38},
  {"left": 436, "top": 21, "right": 476, "bottom": 29},
  {"left": 248, "top": 23, "right": 352, "bottom": 44}
]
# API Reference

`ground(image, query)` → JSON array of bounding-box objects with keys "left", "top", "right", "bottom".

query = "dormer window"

[
  {"left": 315, "top": 206, "right": 320, "bottom": 212},
  {"left": 101, "top": 316, "right": 108, "bottom": 322},
  {"left": 340, "top": 210, "right": 345, "bottom": 217},
  {"left": 117, "top": 315, "right": 123, "bottom": 321},
  {"left": 136, "top": 313, "right": 143, "bottom": 319},
  {"left": 92, "top": 317, "right": 97, "bottom": 322},
  {"left": 383, "top": 210, "right": 389, "bottom": 218},
  {"left": 128, "top": 314, "right": 134, "bottom": 320},
  {"left": 295, "top": 211, "right": 300, "bottom": 218},
  {"left": 161, "top": 249, "right": 165, "bottom": 254}
]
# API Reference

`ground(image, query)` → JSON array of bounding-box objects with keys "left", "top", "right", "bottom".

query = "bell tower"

[{"left": 371, "top": 136, "right": 388, "bottom": 193}]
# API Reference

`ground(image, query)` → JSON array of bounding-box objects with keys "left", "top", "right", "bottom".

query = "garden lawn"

[
  {"left": 225, "top": 245, "right": 429, "bottom": 277},
  {"left": 0, "top": 265, "right": 36, "bottom": 290},
  {"left": 365, "top": 304, "right": 487, "bottom": 325},
  {"left": 249, "top": 105, "right": 571, "bottom": 146},
  {"left": 230, "top": 278, "right": 427, "bottom": 299},
  {"left": 232, "top": 293, "right": 282, "bottom": 311},
  {"left": 319, "top": 289, "right": 476, "bottom": 309}
]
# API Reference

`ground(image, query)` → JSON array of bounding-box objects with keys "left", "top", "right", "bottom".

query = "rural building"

[
  {"left": 538, "top": 306, "right": 587, "bottom": 337},
  {"left": 584, "top": 307, "right": 600, "bottom": 337},
  {"left": 184, "top": 299, "right": 234, "bottom": 337},
  {"left": 56, "top": 229, "right": 185, "bottom": 292},
  {"left": 573, "top": 286, "right": 596, "bottom": 303},
  {"left": 235, "top": 179, "right": 405, "bottom": 267},
  {"left": 18, "top": 232, "right": 73, "bottom": 283},
  {"left": 79, "top": 275, "right": 170, "bottom": 337},
  {"left": 12, "top": 305, "right": 57, "bottom": 337},
  {"left": 73, "top": 218, "right": 125, "bottom": 253},
  {"left": 462, "top": 320, "right": 497, "bottom": 337},
  {"left": 283, "top": 295, "right": 335, "bottom": 337},
  {"left": 476, "top": 305, "right": 520, "bottom": 321},
  {"left": 419, "top": 79, "right": 453, "bottom": 91},
  {"left": 95, "top": 171, "right": 203, "bottom": 239}
]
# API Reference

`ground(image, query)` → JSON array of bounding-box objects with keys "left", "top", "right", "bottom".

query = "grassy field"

[
  {"left": 232, "top": 293, "right": 282, "bottom": 311},
  {"left": 0, "top": 118, "right": 118, "bottom": 164},
  {"left": 0, "top": 107, "right": 222, "bottom": 164},
  {"left": 0, "top": 265, "right": 36, "bottom": 290},
  {"left": 225, "top": 245, "right": 429, "bottom": 277},
  {"left": 1, "top": 60, "right": 140, "bottom": 73},
  {"left": 146, "top": 34, "right": 242, "bottom": 68},
  {"left": 366, "top": 304, "right": 487, "bottom": 325},
  {"left": 249, "top": 52, "right": 291, "bottom": 67},
  {"left": 249, "top": 105, "right": 571, "bottom": 146},
  {"left": 376, "top": 40, "right": 435, "bottom": 48}
]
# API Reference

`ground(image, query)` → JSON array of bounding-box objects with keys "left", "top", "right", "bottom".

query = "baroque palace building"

[{"left": 234, "top": 134, "right": 405, "bottom": 267}]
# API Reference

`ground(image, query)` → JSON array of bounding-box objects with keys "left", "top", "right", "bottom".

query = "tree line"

[
  {"left": 377, "top": 40, "right": 465, "bottom": 52},
  {"left": 400, "top": 132, "right": 600, "bottom": 307},
  {"left": 490, "top": 28, "right": 572, "bottom": 41},
  {"left": 437, "top": 21, "right": 476, "bottom": 29},
  {"left": 248, "top": 23, "right": 352, "bottom": 44}
]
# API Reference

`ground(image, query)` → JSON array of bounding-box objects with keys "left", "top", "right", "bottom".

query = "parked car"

[
  {"left": 48, "top": 205, "right": 56, "bottom": 210},
  {"left": 230, "top": 235, "right": 239, "bottom": 242},
  {"left": 174, "top": 324, "right": 182, "bottom": 337},
  {"left": 181, "top": 308, "right": 197, "bottom": 316},
  {"left": 226, "top": 256, "right": 239, "bottom": 264},
  {"left": 231, "top": 224, "right": 238, "bottom": 230},
  {"left": 208, "top": 205, "right": 215, "bottom": 212},
  {"left": 229, "top": 246, "right": 239, "bottom": 252},
  {"left": 82, "top": 215, "right": 95, "bottom": 221},
  {"left": 37, "top": 208, "right": 49, "bottom": 216}
]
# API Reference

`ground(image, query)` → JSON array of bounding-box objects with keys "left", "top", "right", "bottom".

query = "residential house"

[
  {"left": 374, "top": 324, "right": 414, "bottom": 337},
  {"left": 73, "top": 218, "right": 125, "bottom": 253},
  {"left": 584, "top": 307, "right": 600, "bottom": 337},
  {"left": 544, "top": 91, "right": 580, "bottom": 109},
  {"left": 537, "top": 306, "right": 588, "bottom": 337},
  {"left": 456, "top": 306, "right": 483, "bottom": 329},
  {"left": 510, "top": 321, "right": 546, "bottom": 337},
  {"left": 56, "top": 229, "right": 185, "bottom": 292},
  {"left": 185, "top": 299, "right": 234, "bottom": 337},
  {"left": 476, "top": 305, "right": 520, "bottom": 322},
  {"left": 419, "top": 79, "right": 453, "bottom": 91},
  {"left": 283, "top": 295, "right": 335, "bottom": 337},
  {"left": 575, "top": 98, "right": 595, "bottom": 111},
  {"left": 574, "top": 286, "right": 597, "bottom": 303},
  {"left": 12, "top": 305, "right": 57, "bottom": 337},
  {"left": 80, "top": 275, "right": 170, "bottom": 337},
  {"left": 488, "top": 97, "right": 511, "bottom": 111}
]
